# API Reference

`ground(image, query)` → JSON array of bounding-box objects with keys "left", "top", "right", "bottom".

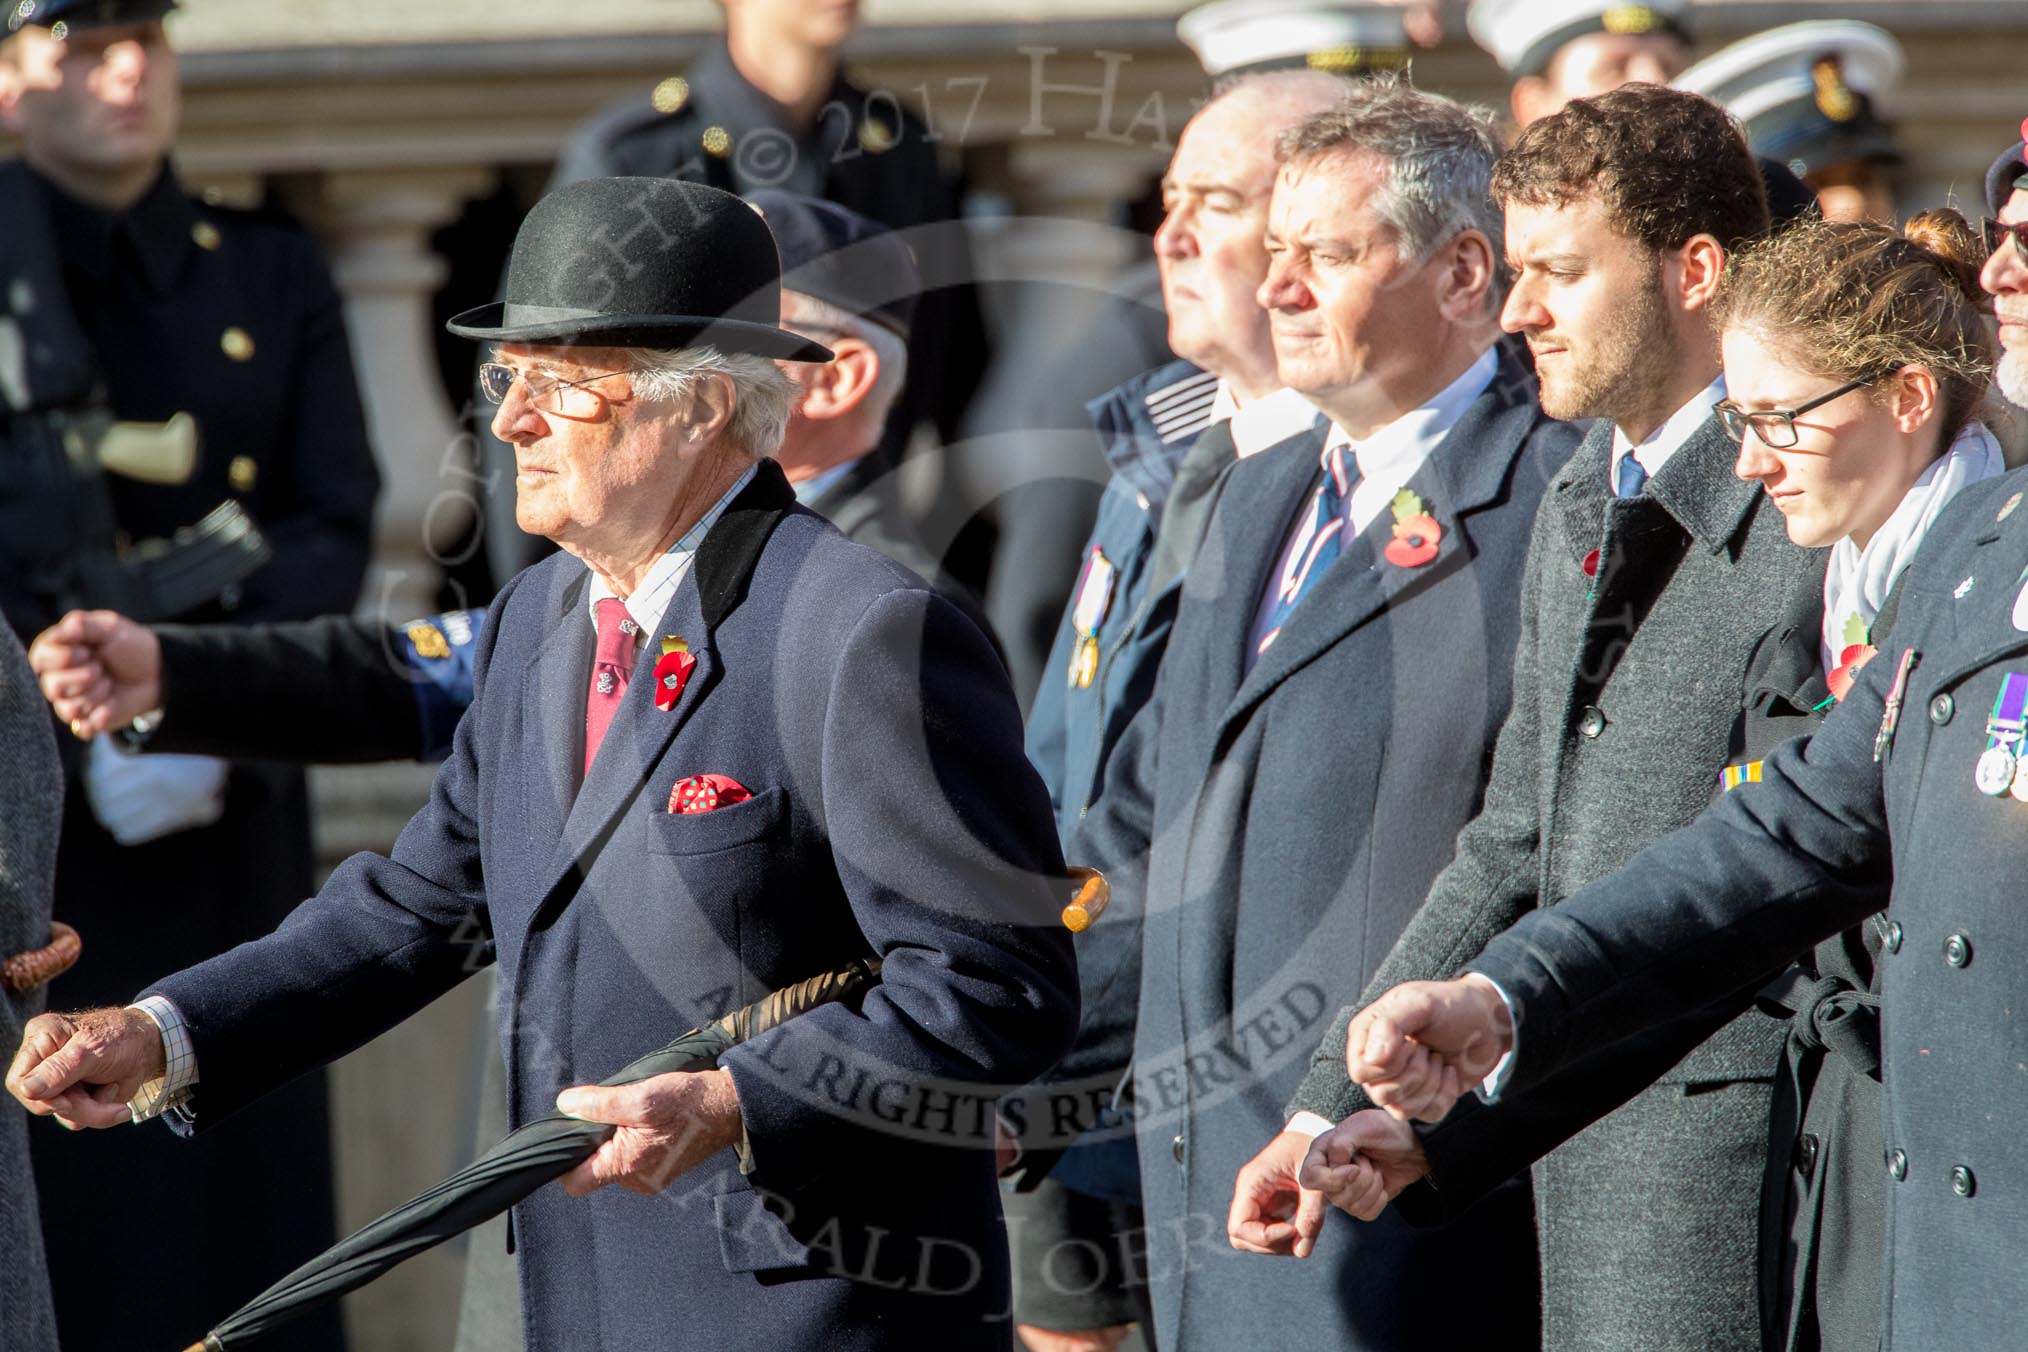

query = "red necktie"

[{"left": 584, "top": 597, "right": 635, "bottom": 775}]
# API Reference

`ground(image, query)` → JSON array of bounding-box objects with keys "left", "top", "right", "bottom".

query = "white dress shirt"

[
  {"left": 1608, "top": 374, "right": 1725, "bottom": 494},
  {"left": 1249, "top": 348, "right": 1499, "bottom": 659},
  {"left": 1211, "top": 383, "right": 1330, "bottom": 460}
]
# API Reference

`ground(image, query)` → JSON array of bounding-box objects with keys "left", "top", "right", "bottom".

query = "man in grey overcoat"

[
  {"left": 1, "top": 621, "right": 63, "bottom": 1352},
  {"left": 1055, "top": 81, "right": 1571, "bottom": 1351},
  {"left": 1236, "top": 85, "right": 1822, "bottom": 1352}
]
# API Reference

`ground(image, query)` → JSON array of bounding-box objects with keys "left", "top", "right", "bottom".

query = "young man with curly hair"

[{"left": 1233, "top": 83, "right": 1820, "bottom": 1352}]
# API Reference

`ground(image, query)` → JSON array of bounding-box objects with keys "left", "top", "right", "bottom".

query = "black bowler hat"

[
  {"left": 6, "top": 0, "right": 176, "bottom": 33},
  {"left": 746, "top": 190, "right": 919, "bottom": 340},
  {"left": 446, "top": 177, "right": 831, "bottom": 362}
]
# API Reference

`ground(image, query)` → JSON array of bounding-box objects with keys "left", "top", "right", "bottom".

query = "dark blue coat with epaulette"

[{"left": 1470, "top": 465, "right": 2028, "bottom": 1351}]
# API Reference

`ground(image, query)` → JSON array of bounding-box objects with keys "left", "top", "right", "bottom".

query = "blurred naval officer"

[
  {"left": 0, "top": 1, "right": 377, "bottom": 1348},
  {"left": 479, "top": 0, "right": 985, "bottom": 586},
  {"left": 1467, "top": 0, "right": 1691, "bottom": 129},
  {"left": 1677, "top": 20, "right": 1906, "bottom": 226}
]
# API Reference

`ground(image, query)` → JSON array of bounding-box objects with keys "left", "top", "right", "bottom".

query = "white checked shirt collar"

[
  {"left": 586, "top": 463, "right": 757, "bottom": 644},
  {"left": 1609, "top": 374, "right": 1725, "bottom": 492}
]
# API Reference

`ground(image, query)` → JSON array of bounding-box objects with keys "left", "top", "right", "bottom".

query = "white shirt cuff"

[
  {"left": 126, "top": 995, "right": 198, "bottom": 1126},
  {"left": 1285, "top": 1111, "right": 1336, "bottom": 1139},
  {"left": 1471, "top": 976, "right": 1521, "bottom": 1103}
]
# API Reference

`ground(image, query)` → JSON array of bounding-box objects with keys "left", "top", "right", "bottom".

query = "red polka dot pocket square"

[{"left": 668, "top": 773, "right": 752, "bottom": 815}]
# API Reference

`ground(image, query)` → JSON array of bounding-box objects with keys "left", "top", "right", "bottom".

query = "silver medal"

[
  {"left": 2009, "top": 756, "right": 2028, "bottom": 803},
  {"left": 1976, "top": 745, "right": 2017, "bottom": 796}
]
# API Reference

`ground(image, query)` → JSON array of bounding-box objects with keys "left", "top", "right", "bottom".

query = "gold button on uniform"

[
  {"left": 221, "top": 327, "right": 256, "bottom": 361},
  {"left": 228, "top": 455, "right": 258, "bottom": 493},
  {"left": 406, "top": 621, "right": 450, "bottom": 660},
  {"left": 701, "top": 126, "right": 732, "bottom": 157},
  {"left": 651, "top": 76, "right": 690, "bottom": 115},
  {"left": 858, "top": 119, "right": 894, "bottom": 154},
  {"left": 191, "top": 220, "right": 222, "bottom": 251}
]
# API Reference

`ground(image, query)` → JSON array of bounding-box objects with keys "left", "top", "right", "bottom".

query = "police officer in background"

[
  {"left": 477, "top": 0, "right": 987, "bottom": 587},
  {"left": 1467, "top": 0, "right": 1691, "bottom": 130},
  {"left": 1677, "top": 21, "right": 1908, "bottom": 226},
  {"left": 0, "top": 2, "right": 376, "bottom": 1347}
]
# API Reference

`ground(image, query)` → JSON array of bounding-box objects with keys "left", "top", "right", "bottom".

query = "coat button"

[
  {"left": 1886, "top": 1148, "right": 1908, "bottom": 1182},
  {"left": 1172, "top": 1133, "right": 1185, "bottom": 1164},
  {"left": 1577, "top": 706, "right": 1606, "bottom": 739},
  {"left": 1952, "top": 1166, "right": 1976, "bottom": 1198},
  {"left": 1944, "top": 933, "right": 1972, "bottom": 968},
  {"left": 1795, "top": 1133, "right": 1820, "bottom": 1178},
  {"left": 1884, "top": 920, "right": 1903, "bottom": 954},
  {"left": 1929, "top": 693, "right": 1954, "bottom": 724}
]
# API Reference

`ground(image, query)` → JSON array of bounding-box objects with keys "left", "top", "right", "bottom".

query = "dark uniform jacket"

[
  {"left": 1732, "top": 578, "right": 1893, "bottom": 1352},
  {"left": 1285, "top": 412, "right": 1824, "bottom": 1352},
  {"left": 145, "top": 462, "right": 1078, "bottom": 1351},
  {"left": 1064, "top": 355, "right": 1571, "bottom": 1351},
  {"left": 1, "top": 159, "right": 376, "bottom": 1352},
  {"left": 1467, "top": 467, "right": 2028, "bottom": 1351}
]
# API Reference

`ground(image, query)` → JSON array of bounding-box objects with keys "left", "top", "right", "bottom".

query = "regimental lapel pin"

[{"left": 654, "top": 636, "right": 696, "bottom": 711}]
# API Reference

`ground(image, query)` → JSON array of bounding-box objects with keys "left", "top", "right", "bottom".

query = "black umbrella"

[
  {"left": 181, "top": 869, "right": 1109, "bottom": 1352},
  {"left": 181, "top": 958, "right": 881, "bottom": 1352}
]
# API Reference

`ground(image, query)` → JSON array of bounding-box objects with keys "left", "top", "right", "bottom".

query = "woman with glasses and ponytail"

[{"left": 1705, "top": 208, "right": 2003, "bottom": 1352}]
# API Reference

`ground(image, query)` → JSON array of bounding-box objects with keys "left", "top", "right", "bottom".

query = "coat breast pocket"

[{"left": 645, "top": 786, "right": 787, "bottom": 856}]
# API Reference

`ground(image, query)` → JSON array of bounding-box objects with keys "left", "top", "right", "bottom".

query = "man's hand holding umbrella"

[{"left": 554, "top": 1067, "right": 742, "bottom": 1197}]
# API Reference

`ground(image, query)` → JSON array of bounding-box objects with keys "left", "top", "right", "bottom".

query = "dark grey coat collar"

[{"left": 1559, "top": 411, "right": 1760, "bottom": 556}]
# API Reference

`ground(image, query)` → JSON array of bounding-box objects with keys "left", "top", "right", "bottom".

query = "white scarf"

[{"left": 1821, "top": 421, "right": 2005, "bottom": 671}]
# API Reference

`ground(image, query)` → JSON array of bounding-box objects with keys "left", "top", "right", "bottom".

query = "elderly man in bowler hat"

[{"left": 7, "top": 176, "right": 1079, "bottom": 1351}]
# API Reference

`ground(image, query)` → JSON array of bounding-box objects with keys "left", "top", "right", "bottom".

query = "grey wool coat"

[
  {"left": 1287, "top": 412, "right": 1824, "bottom": 1352},
  {"left": 1, "top": 621, "right": 61, "bottom": 1352},
  {"left": 1061, "top": 355, "right": 1575, "bottom": 1352}
]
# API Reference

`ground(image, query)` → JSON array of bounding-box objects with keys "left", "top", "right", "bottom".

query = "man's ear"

[
  {"left": 795, "top": 338, "right": 878, "bottom": 423},
  {"left": 1509, "top": 77, "right": 1553, "bottom": 130},
  {"left": 681, "top": 371, "right": 739, "bottom": 444},
  {"left": 1672, "top": 233, "right": 1727, "bottom": 313},
  {"left": 1433, "top": 229, "right": 1496, "bottom": 322}
]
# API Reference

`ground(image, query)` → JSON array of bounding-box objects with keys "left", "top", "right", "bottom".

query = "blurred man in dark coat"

[{"left": 0, "top": 4, "right": 376, "bottom": 1347}]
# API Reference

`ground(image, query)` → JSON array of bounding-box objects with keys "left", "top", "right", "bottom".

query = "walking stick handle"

[{"left": 1061, "top": 867, "right": 1110, "bottom": 932}]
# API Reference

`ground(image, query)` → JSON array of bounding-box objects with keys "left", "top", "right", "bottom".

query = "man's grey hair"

[
  {"left": 627, "top": 346, "right": 794, "bottom": 458},
  {"left": 780, "top": 290, "right": 910, "bottom": 426},
  {"left": 1278, "top": 76, "right": 1505, "bottom": 289}
]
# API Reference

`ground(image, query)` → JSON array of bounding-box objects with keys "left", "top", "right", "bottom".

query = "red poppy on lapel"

[
  {"left": 669, "top": 774, "right": 751, "bottom": 814},
  {"left": 1381, "top": 488, "right": 1442, "bottom": 569},
  {"left": 653, "top": 645, "right": 696, "bottom": 711},
  {"left": 1827, "top": 643, "right": 1878, "bottom": 702}
]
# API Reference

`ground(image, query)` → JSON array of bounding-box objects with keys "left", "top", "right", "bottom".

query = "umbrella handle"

[{"left": 1061, "top": 867, "right": 1110, "bottom": 932}]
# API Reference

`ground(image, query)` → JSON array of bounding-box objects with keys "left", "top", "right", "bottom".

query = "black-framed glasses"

[
  {"left": 1985, "top": 217, "right": 2028, "bottom": 265},
  {"left": 477, "top": 364, "right": 630, "bottom": 419},
  {"left": 1713, "top": 377, "right": 1872, "bottom": 449}
]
